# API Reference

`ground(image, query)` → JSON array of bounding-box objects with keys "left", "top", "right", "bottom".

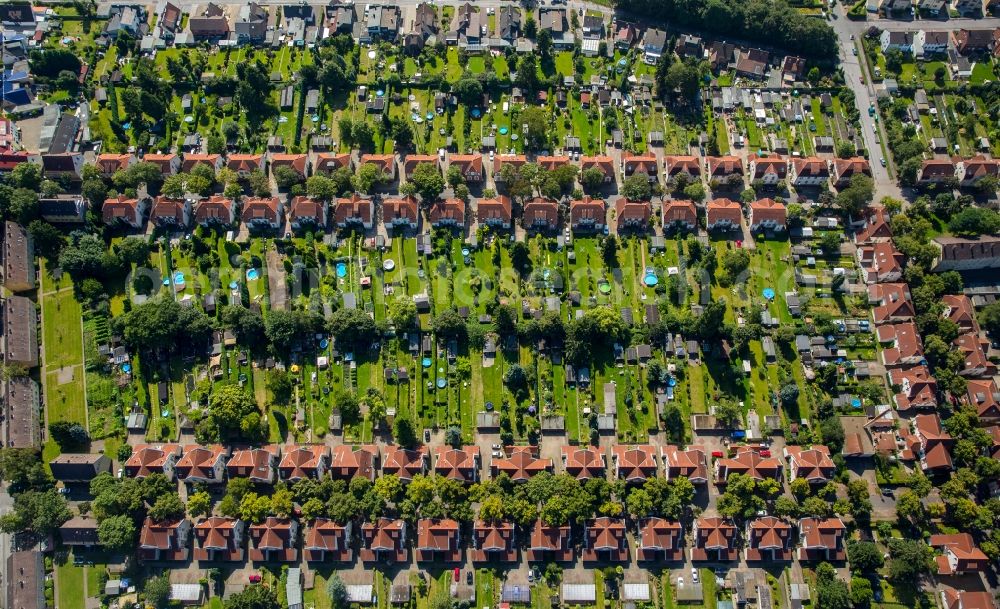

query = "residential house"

[
  {"left": 692, "top": 517, "right": 738, "bottom": 561},
  {"left": 714, "top": 448, "right": 783, "bottom": 483},
  {"left": 279, "top": 445, "right": 330, "bottom": 481},
  {"left": 954, "top": 331, "right": 995, "bottom": 377},
  {"left": 662, "top": 199, "right": 697, "bottom": 232},
  {"left": 857, "top": 241, "right": 906, "bottom": 283},
  {"left": 449, "top": 154, "right": 483, "bottom": 182},
  {"left": 333, "top": 194, "right": 373, "bottom": 231},
  {"left": 102, "top": 196, "right": 148, "bottom": 229},
  {"left": 952, "top": 29, "right": 994, "bottom": 54},
  {"left": 663, "top": 156, "right": 701, "bottom": 185},
  {"left": 2, "top": 296, "right": 37, "bottom": 368},
  {"left": 416, "top": 518, "right": 461, "bottom": 562},
  {"left": 176, "top": 445, "right": 230, "bottom": 485},
  {"left": 706, "top": 198, "right": 742, "bottom": 232},
  {"left": 125, "top": 444, "right": 182, "bottom": 480},
  {"left": 304, "top": 518, "right": 353, "bottom": 562},
  {"left": 783, "top": 446, "right": 835, "bottom": 483},
  {"left": 854, "top": 205, "right": 893, "bottom": 244},
  {"left": 748, "top": 155, "right": 787, "bottom": 185},
  {"left": 612, "top": 445, "right": 658, "bottom": 484},
  {"left": 477, "top": 196, "right": 513, "bottom": 230},
  {"left": 226, "top": 446, "right": 280, "bottom": 484},
  {"left": 329, "top": 445, "right": 379, "bottom": 481},
  {"left": 642, "top": 28, "right": 667, "bottom": 64},
  {"left": 249, "top": 518, "right": 298, "bottom": 562},
  {"left": 242, "top": 197, "right": 284, "bottom": 231},
  {"left": 195, "top": 196, "right": 236, "bottom": 228},
  {"left": 748, "top": 198, "right": 787, "bottom": 232},
  {"left": 360, "top": 518, "right": 408, "bottom": 563},
  {"left": 402, "top": 154, "right": 439, "bottom": 180},
  {"left": 234, "top": 3, "right": 268, "bottom": 43},
  {"left": 790, "top": 157, "right": 830, "bottom": 187},
  {"left": 38, "top": 195, "right": 87, "bottom": 224},
  {"left": 918, "top": 159, "right": 957, "bottom": 185},
  {"left": 493, "top": 154, "right": 528, "bottom": 180},
  {"left": 433, "top": 446, "right": 481, "bottom": 484},
  {"left": 49, "top": 454, "right": 112, "bottom": 483},
  {"left": 877, "top": 321, "right": 923, "bottom": 366},
  {"left": 270, "top": 153, "right": 308, "bottom": 180},
  {"left": 660, "top": 445, "right": 708, "bottom": 484},
  {"left": 149, "top": 196, "right": 192, "bottom": 229},
  {"left": 428, "top": 198, "right": 465, "bottom": 228},
  {"left": 831, "top": 157, "right": 872, "bottom": 188},
  {"left": 528, "top": 520, "right": 573, "bottom": 562},
  {"left": 472, "top": 520, "right": 517, "bottom": 563},
  {"left": 139, "top": 518, "right": 192, "bottom": 561},
  {"left": 570, "top": 197, "right": 606, "bottom": 232},
  {"left": 580, "top": 156, "right": 615, "bottom": 184},
  {"left": 915, "top": 30, "right": 949, "bottom": 57},
  {"left": 59, "top": 515, "right": 101, "bottom": 547},
  {"left": 746, "top": 517, "right": 793, "bottom": 562},
  {"left": 490, "top": 446, "right": 552, "bottom": 482},
  {"left": 561, "top": 446, "right": 606, "bottom": 480},
  {"left": 521, "top": 197, "right": 559, "bottom": 231},
  {"left": 880, "top": 30, "right": 915, "bottom": 53},
  {"left": 735, "top": 48, "right": 769, "bottom": 78},
  {"left": 2, "top": 221, "right": 33, "bottom": 292},
  {"left": 637, "top": 518, "right": 683, "bottom": 562},
  {"left": 913, "top": 413, "right": 954, "bottom": 472},
  {"left": 288, "top": 196, "right": 327, "bottom": 231},
  {"left": 706, "top": 156, "right": 744, "bottom": 186},
  {"left": 955, "top": 156, "right": 999, "bottom": 187},
  {"left": 359, "top": 153, "right": 396, "bottom": 181},
  {"left": 382, "top": 446, "right": 429, "bottom": 482},
  {"left": 868, "top": 283, "right": 914, "bottom": 324},
  {"left": 227, "top": 153, "right": 264, "bottom": 177},
  {"left": 314, "top": 152, "right": 352, "bottom": 174},
  {"left": 188, "top": 3, "right": 230, "bottom": 39},
  {"left": 96, "top": 153, "right": 135, "bottom": 177},
  {"left": 41, "top": 153, "right": 84, "bottom": 181},
  {"left": 193, "top": 517, "right": 245, "bottom": 562},
  {"left": 582, "top": 517, "right": 628, "bottom": 562},
  {"left": 798, "top": 517, "right": 847, "bottom": 561},
  {"left": 965, "top": 378, "right": 1000, "bottom": 422},
  {"left": 497, "top": 6, "right": 521, "bottom": 41},
  {"left": 622, "top": 154, "right": 659, "bottom": 182},
  {"left": 890, "top": 365, "right": 938, "bottom": 411},
  {"left": 143, "top": 153, "right": 180, "bottom": 178},
  {"left": 614, "top": 199, "right": 651, "bottom": 232},
  {"left": 382, "top": 195, "right": 419, "bottom": 231},
  {"left": 181, "top": 153, "right": 223, "bottom": 174},
  {"left": 929, "top": 534, "right": 990, "bottom": 575},
  {"left": 931, "top": 235, "right": 1000, "bottom": 272}
]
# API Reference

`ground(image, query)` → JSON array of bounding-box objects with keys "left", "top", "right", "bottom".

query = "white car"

[
  {"left": 677, "top": 577, "right": 684, "bottom": 587},
  {"left": 691, "top": 569, "right": 700, "bottom": 583}
]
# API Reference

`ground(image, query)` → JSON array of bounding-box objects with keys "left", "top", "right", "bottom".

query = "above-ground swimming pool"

[
  {"left": 336, "top": 262, "right": 347, "bottom": 278},
  {"left": 422, "top": 357, "right": 432, "bottom": 368},
  {"left": 247, "top": 268, "right": 259, "bottom": 280},
  {"left": 320, "top": 338, "right": 329, "bottom": 349},
  {"left": 643, "top": 268, "right": 658, "bottom": 287},
  {"left": 762, "top": 288, "right": 775, "bottom": 300},
  {"left": 122, "top": 363, "right": 132, "bottom": 373},
  {"left": 383, "top": 259, "right": 395, "bottom": 271},
  {"left": 229, "top": 281, "right": 239, "bottom": 290}
]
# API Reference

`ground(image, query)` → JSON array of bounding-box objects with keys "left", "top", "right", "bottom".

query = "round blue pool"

[
  {"left": 436, "top": 378, "right": 447, "bottom": 388},
  {"left": 668, "top": 377, "right": 677, "bottom": 387},
  {"left": 320, "top": 338, "right": 329, "bottom": 349},
  {"left": 762, "top": 288, "right": 775, "bottom": 300},
  {"left": 336, "top": 262, "right": 347, "bottom": 278},
  {"left": 376, "top": 89, "right": 385, "bottom": 97},
  {"left": 122, "top": 363, "right": 132, "bottom": 373},
  {"left": 643, "top": 269, "right": 658, "bottom": 287},
  {"left": 422, "top": 357, "right": 432, "bottom": 368},
  {"left": 229, "top": 281, "right": 238, "bottom": 289},
  {"left": 173, "top": 272, "right": 185, "bottom": 285},
  {"left": 499, "top": 126, "right": 508, "bottom": 135},
  {"left": 471, "top": 108, "right": 481, "bottom": 118},
  {"left": 247, "top": 268, "right": 259, "bottom": 280}
]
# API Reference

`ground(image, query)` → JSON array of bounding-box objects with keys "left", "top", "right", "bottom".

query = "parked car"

[
  {"left": 691, "top": 569, "right": 700, "bottom": 584},
  {"left": 453, "top": 568, "right": 460, "bottom": 582}
]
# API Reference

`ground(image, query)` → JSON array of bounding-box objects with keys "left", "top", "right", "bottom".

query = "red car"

[
  {"left": 453, "top": 568, "right": 460, "bottom": 582},
  {"left": 711, "top": 451, "right": 724, "bottom": 458},
  {"left": 759, "top": 449, "right": 771, "bottom": 457},
  {"left": 248, "top": 574, "right": 262, "bottom": 583}
]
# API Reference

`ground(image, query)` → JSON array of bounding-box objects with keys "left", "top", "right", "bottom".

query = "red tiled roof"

[
  {"left": 580, "top": 156, "right": 615, "bottom": 177},
  {"left": 890, "top": 365, "right": 938, "bottom": 411},
  {"left": 182, "top": 154, "right": 221, "bottom": 173},
  {"left": 289, "top": 196, "right": 325, "bottom": 224},
  {"left": 329, "top": 444, "right": 378, "bottom": 481},
  {"left": 612, "top": 445, "right": 657, "bottom": 482},
  {"left": 715, "top": 447, "right": 782, "bottom": 483},
  {"left": 747, "top": 516, "right": 793, "bottom": 561},
  {"left": 868, "top": 283, "right": 914, "bottom": 324},
  {"left": 333, "top": 193, "right": 373, "bottom": 226},
  {"left": 965, "top": 378, "right": 1000, "bottom": 420},
  {"left": 706, "top": 198, "right": 742, "bottom": 227},
  {"left": 521, "top": 197, "right": 559, "bottom": 229},
  {"left": 492, "top": 446, "right": 552, "bottom": 482},
  {"left": 877, "top": 322, "right": 923, "bottom": 366},
  {"left": 227, "top": 154, "right": 264, "bottom": 173},
  {"left": 706, "top": 156, "right": 743, "bottom": 177},
  {"left": 477, "top": 196, "right": 512, "bottom": 225},
  {"left": 662, "top": 199, "right": 697, "bottom": 226},
  {"left": 382, "top": 195, "right": 419, "bottom": 225},
  {"left": 176, "top": 444, "right": 228, "bottom": 482},
  {"left": 315, "top": 153, "right": 352, "bottom": 174},
  {"left": 433, "top": 446, "right": 480, "bottom": 483},
  {"left": 279, "top": 445, "right": 329, "bottom": 480},
  {"left": 195, "top": 195, "right": 234, "bottom": 224},
  {"left": 382, "top": 445, "right": 428, "bottom": 481},
  {"left": 102, "top": 196, "right": 141, "bottom": 224},
  {"left": 661, "top": 445, "right": 708, "bottom": 482},
  {"left": 226, "top": 445, "right": 280, "bottom": 482},
  {"left": 561, "top": 446, "right": 606, "bottom": 480},
  {"left": 270, "top": 153, "right": 308, "bottom": 176},
  {"left": 429, "top": 198, "right": 465, "bottom": 225},
  {"left": 125, "top": 444, "right": 181, "bottom": 478},
  {"left": 784, "top": 445, "right": 835, "bottom": 482},
  {"left": 749, "top": 198, "right": 786, "bottom": 226},
  {"left": 570, "top": 196, "right": 606, "bottom": 227},
  {"left": 149, "top": 196, "right": 187, "bottom": 224},
  {"left": 241, "top": 197, "right": 281, "bottom": 224},
  {"left": 403, "top": 154, "right": 439, "bottom": 177},
  {"left": 96, "top": 153, "right": 132, "bottom": 174}
]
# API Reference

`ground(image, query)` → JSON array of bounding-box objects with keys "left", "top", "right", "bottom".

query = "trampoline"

[{"left": 598, "top": 280, "right": 612, "bottom": 295}]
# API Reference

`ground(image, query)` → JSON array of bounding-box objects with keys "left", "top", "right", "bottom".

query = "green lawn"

[
  {"left": 57, "top": 559, "right": 85, "bottom": 609},
  {"left": 40, "top": 261, "right": 88, "bottom": 428}
]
